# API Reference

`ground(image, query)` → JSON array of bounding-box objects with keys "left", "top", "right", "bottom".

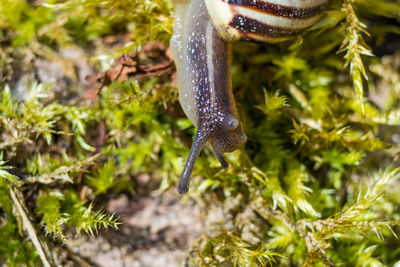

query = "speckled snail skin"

[{"left": 171, "top": 0, "right": 329, "bottom": 194}]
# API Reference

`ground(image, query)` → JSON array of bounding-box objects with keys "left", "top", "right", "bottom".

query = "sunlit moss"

[{"left": 0, "top": 0, "right": 400, "bottom": 266}]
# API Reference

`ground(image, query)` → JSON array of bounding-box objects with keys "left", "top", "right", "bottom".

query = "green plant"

[{"left": 0, "top": 0, "right": 400, "bottom": 266}]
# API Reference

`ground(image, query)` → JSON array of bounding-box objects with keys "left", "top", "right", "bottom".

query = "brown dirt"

[{"left": 68, "top": 190, "right": 203, "bottom": 267}]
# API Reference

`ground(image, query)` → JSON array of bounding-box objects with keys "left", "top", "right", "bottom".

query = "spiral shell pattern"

[{"left": 205, "top": 0, "right": 329, "bottom": 42}]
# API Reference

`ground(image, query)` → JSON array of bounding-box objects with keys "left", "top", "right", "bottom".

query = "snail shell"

[
  {"left": 205, "top": 0, "right": 329, "bottom": 43},
  {"left": 171, "top": 0, "right": 329, "bottom": 194}
]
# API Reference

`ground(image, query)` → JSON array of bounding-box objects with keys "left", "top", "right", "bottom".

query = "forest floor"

[
  {"left": 69, "top": 189, "right": 202, "bottom": 267},
  {"left": 7, "top": 33, "right": 204, "bottom": 266},
  {"left": 3, "top": 1, "right": 400, "bottom": 266}
]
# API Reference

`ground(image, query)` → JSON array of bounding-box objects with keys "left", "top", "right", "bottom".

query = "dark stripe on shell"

[
  {"left": 229, "top": 15, "right": 303, "bottom": 38},
  {"left": 225, "top": 0, "right": 327, "bottom": 19}
]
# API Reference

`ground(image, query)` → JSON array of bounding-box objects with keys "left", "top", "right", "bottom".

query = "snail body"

[{"left": 171, "top": 0, "right": 328, "bottom": 194}]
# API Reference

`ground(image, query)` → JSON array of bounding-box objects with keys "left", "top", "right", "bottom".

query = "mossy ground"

[{"left": 1, "top": 0, "right": 400, "bottom": 266}]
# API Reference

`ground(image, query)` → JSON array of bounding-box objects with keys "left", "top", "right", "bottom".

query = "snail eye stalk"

[{"left": 177, "top": 129, "right": 210, "bottom": 194}]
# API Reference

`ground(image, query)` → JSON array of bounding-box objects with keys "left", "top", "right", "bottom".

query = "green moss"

[{"left": 0, "top": 0, "right": 400, "bottom": 266}]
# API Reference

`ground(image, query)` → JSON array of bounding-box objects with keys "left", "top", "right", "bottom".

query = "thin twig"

[{"left": 9, "top": 187, "right": 53, "bottom": 267}]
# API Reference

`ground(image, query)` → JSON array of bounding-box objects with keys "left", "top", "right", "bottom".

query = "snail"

[{"left": 170, "top": 0, "right": 329, "bottom": 194}]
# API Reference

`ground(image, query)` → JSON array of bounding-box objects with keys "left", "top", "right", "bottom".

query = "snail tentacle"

[
  {"left": 178, "top": 127, "right": 211, "bottom": 194},
  {"left": 216, "top": 152, "right": 229, "bottom": 169}
]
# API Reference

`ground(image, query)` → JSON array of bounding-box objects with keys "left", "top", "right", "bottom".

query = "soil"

[{"left": 68, "top": 190, "right": 202, "bottom": 267}]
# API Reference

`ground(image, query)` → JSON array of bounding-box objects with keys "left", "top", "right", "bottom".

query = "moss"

[{"left": 0, "top": 0, "right": 400, "bottom": 266}]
